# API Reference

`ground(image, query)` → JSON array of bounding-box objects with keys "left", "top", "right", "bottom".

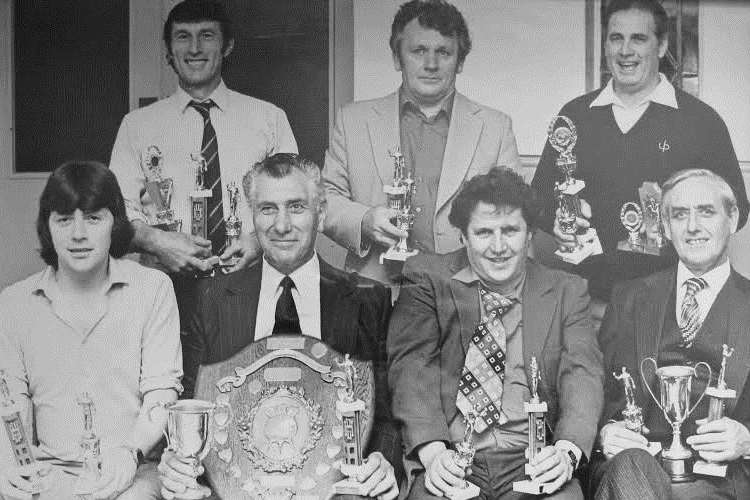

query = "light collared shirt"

[
  {"left": 675, "top": 259, "right": 731, "bottom": 325},
  {"left": 109, "top": 80, "right": 297, "bottom": 243},
  {"left": 0, "top": 258, "right": 183, "bottom": 460},
  {"left": 590, "top": 73, "right": 678, "bottom": 133},
  {"left": 254, "top": 254, "right": 321, "bottom": 341}
]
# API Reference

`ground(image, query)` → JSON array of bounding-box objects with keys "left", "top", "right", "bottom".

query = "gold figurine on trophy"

[
  {"left": 73, "top": 392, "right": 101, "bottom": 496},
  {"left": 380, "top": 149, "right": 418, "bottom": 264},
  {"left": 333, "top": 354, "right": 368, "bottom": 495},
  {"left": 613, "top": 367, "right": 660, "bottom": 455},
  {"left": 446, "top": 408, "right": 480, "bottom": 500}
]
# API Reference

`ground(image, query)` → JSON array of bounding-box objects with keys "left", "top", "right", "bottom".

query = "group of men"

[{"left": 1, "top": 0, "right": 750, "bottom": 499}]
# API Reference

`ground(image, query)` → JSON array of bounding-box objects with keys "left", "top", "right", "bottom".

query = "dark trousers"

[
  {"left": 406, "top": 447, "right": 583, "bottom": 500},
  {"left": 590, "top": 449, "right": 740, "bottom": 500}
]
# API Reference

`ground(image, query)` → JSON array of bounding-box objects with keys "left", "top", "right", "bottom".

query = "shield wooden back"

[{"left": 194, "top": 335, "right": 373, "bottom": 499}]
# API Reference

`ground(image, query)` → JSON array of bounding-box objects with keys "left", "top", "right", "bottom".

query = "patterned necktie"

[
  {"left": 679, "top": 277, "right": 708, "bottom": 348},
  {"left": 273, "top": 276, "right": 301, "bottom": 335},
  {"left": 189, "top": 100, "right": 225, "bottom": 255},
  {"left": 456, "top": 286, "right": 517, "bottom": 433}
]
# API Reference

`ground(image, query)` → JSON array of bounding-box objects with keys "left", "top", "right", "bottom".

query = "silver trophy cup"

[
  {"left": 162, "top": 400, "right": 216, "bottom": 471},
  {"left": 640, "top": 358, "right": 711, "bottom": 482}
]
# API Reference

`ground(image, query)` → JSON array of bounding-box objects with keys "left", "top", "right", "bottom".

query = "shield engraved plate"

[{"left": 194, "top": 335, "right": 373, "bottom": 499}]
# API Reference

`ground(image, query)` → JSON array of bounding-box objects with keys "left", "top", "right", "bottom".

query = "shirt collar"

[
  {"left": 590, "top": 73, "right": 678, "bottom": 110},
  {"left": 399, "top": 86, "right": 455, "bottom": 120},
  {"left": 676, "top": 259, "right": 731, "bottom": 292},
  {"left": 32, "top": 257, "right": 130, "bottom": 300},
  {"left": 177, "top": 80, "right": 229, "bottom": 113},
  {"left": 262, "top": 253, "right": 320, "bottom": 291},
  {"left": 451, "top": 265, "right": 525, "bottom": 301}
]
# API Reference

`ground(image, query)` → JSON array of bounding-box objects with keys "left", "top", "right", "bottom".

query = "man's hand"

[
  {"left": 158, "top": 449, "right": 211, "bottom": 500},
  {"left": 687, "top": 417, "right": 750, "bottom": 463},
  {"left": 422, "top": 447, "right": 468, "bottom": 497},
  {"left": 345, "top": 452, "right": 398, "bottom": 499},
  {"left": 0, "top": 463, "right": 51, "bottom": 500},
  {"left": 219, "top": 232, "right": 261, "bottom": 272},
  {"left": 362, "top": 206, "right": 408, "bottom": 248},
  {"left": 153, "top": 232, "right": 213, "bottom": 274},
  {"left": 553, "top": 198, "right": 591, "bottom": 251},
  {"left": 91, "top": 447, "right": 138, "bottom": 499},
  {"left": 526, "top": 445, "right": 573, "bottom": 494},
  {"left": 600, "top": 421, "right": 650, "bottom": 459}
]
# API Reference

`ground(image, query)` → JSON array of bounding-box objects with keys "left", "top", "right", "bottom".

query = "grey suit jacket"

[
  {"left": 387, "top": 249, "right": 604, "bottom": 463},
  {"left": 322, "top": 92, "right": 521, "bottom": 284}
]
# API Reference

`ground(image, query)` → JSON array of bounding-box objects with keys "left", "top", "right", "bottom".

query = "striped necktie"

[
  {"left": 679, "top": 277, "right": 708, "bottom": 348},
  {"left": 456, "top": 286, "right": 517, "bottom": 433},
  {"left": 189, "top": 100, "right": 225, "bottom": 255}
]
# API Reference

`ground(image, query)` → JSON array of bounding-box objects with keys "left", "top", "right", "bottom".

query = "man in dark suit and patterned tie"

[
  {"left": 388, "top": 167, "right": 604, "bottom": 499},
  {"left": 157, "top": 153, "right": 399, "bottom": 500},
  {"left": 593, "top": 168, "right": 750, "bottom": 500}
]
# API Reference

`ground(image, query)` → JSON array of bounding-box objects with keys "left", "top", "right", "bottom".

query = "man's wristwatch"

[
  {"left": 121, "top": 445, "right": 144, "bottom": 467},
  {"left": 565, "top": 449, "right": 578, "bottom": 471}
]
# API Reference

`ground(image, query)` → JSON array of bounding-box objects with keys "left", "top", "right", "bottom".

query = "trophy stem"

[{"left": 664, "top": 421, "right": 691, "bottom": 460}]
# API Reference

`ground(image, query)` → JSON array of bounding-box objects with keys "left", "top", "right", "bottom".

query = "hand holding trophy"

[
  {"left": 380, "top": 149, "right": 419, "bottom": 264},
  {"left": 445, "top": 408, "right": 480, "bottom": 500}
]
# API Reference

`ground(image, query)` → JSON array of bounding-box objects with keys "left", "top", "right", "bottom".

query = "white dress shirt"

[
  {"left": 590, "top": 73, "right": 678, "bottom": 133},
  {"left": 254, "top": 254, "right": 321, "bottom": 341},
  {"left": 675, "top": 259, "right": 731, "bottom": 325}
]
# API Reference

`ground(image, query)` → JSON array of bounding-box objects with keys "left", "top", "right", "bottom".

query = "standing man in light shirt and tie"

[{"left": 109, "top": 0, "right": 297, "bottom": 277}]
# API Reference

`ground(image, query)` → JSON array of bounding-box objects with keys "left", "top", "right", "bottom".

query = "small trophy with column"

[
  {"left": 548, "top": 116, "right": 602, "bottom": 265},
  {"left": 333, "top": 354, "right": 368, "bottom": 495},
  {"left": 73, "top": 392, "right": 101, "bottom": 496},
  {"left": 221, "top": 182, "right": 242, "bottom": 267},
  {"left": 694, "top": 345, "right": 737, "bottom": 477},
  {"left": 613, "top": 367, "right": 660, "bottom": 455},
  {"left": 513, "top": 357, "right": 555, "bottom": 495},
  {"left": 446, "top": 408, "right": 480, "bottom": 500},
  {"left": 618, "top": 182, "right": 667, "bottom": 255},
  {"left": 141, "top": 146, "right": 181, "bottom": 232},
  {"left": 189, "top": 152, "right": 212, "bottom": 239},
  {"left": 380, "top": 149, "right": 419, "bottom": 264}
]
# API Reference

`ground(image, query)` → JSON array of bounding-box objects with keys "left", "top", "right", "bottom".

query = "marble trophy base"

[
  {"left": 513, "top": 478, "right": 556, "bottom": 495},
  {"left": 379, "top": 247, "right": 418, "bottom": 264},
  {"left": 555, "top": 228, "right": 603, "bottom": 265},
  {"left": 153, "top": 220, "right": 183, "bottom": 233},
  {"left": 693, "top": 460, "right": 727, "bottom": 477},
  {"left": 446, "top": 480, "right": 480, "bottom": 500},
  {"left": 616, "top": 238, "right": 665, "bottom": 256},
  {"left": 333, "top": 464, "right": 368, "bottom": 495},
  {"left": 558, "top": 180, "right": 585, "bottom": 196},
  {"left": 661, "top": 454, "right": 695, "bottom": 483},
  {"left": 644, "top": 441, "right": 662, "bottom": 456}
]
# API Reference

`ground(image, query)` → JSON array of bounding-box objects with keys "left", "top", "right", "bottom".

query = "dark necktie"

[
  {"left": 679, "top": 277, "right": 708, "bottom": 348},
  {"left": 273, "top": 276, "right": 301, "bottom": 335},
  {"left": 189, "top": 100, "right": 225, "bottom": 254}
]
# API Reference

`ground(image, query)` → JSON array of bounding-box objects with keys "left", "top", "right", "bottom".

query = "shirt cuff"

[{"left": 555, "top": 439, "right": 582, "bottom": 469}]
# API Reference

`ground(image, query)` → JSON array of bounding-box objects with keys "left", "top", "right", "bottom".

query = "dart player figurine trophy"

[
  {"left": 141, "top": 145, "right": 181, "bottom": 232},
  {"left": 189, "top": 152, "right": 212, "bottom": 239},
  {"left": 380, "top": 149, "right": 418, "bottom": 264},
  {"left": 513, "top": 357, "right": 555, "bottom": 495},
  {"left": 222, "top": 182, "right": 242, "bottom": 267},
  {"left": 618, "top": 182, "right": 667, "bottom": 255},
  {"left": 613, "top": 367, "right": 660, "bottom": 455},
  {"left": 548, "top": 116, "right": 602, "bottom": 265},
  {"left": 333, "top": 354, "right": 368, "bottom": 495},
  {"left": 73, "top": 392, "right": 102, "bottom": 496},
  {"left": 447, "top": 409, "right": 480, "bottom": 500},
  {"left": 694, "top": 345, "right": 737, "bottom": 477}
]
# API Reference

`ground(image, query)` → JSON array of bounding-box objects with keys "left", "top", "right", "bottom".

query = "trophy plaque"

[
  {"left": 73, "top": 392, "right": 101, "bottom": 496},
  {"left": 694, "top": 345, "right": 737, "bottom": 477},
  {"left": 221, "top": 182, "right": 243, "bottom": 267},
  {"left": 193, "top": 336, "right": 374, "bottom": 499},
  {"left": 548, "top": 116, "right": 602, "bottom": 265},
  {"left": 190, "top": 152, "right": 212, "bottom": 239},
  {"left": 446, "top": 409, "right": 480, "bottom": 500},
  {"left": 513, "top": 357, "right": 556, "bottom": 495},
  {"left": 618, "top": 182, "right": 667, "bottom": 256},
  {"left": 640, "top": 358, "right": 712, "bottom": 482},
  {"left": 613, "top": 367, "right": 660, "bottom": 455},
  {"left": 380, "top": 148, "right": 419, "bottom": 264},
  {"left": 141, "top": 146, "right": 182, "bottom": 232}
]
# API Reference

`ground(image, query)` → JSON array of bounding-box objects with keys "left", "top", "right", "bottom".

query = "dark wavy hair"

[
  {"left": 37, "top": 161, "right": 134, "bottom": 268},
  {"left": 163, "top": 0, "right": 233, "bottom": 53},
  {"left": 604, "top": 0, "right": 668, "bottom": 40},
  {"left": 449, "top": 167, "right": 541, "bottom": 234},
  {"left": 390, "top": 0, "right": 472, "bottom": 64}
]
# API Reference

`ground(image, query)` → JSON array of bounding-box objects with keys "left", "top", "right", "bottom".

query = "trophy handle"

[
  {"left": 639, "top": 357, "right": 663, "bottom": 413},
  {"left": 687, "top": 362, "right": 713, "bottom": 418},
  {"left": 146, "top": 401, "right": 174, "bottom": 450}
]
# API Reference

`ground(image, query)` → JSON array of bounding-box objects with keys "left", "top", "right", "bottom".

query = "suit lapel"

[
  {"left": 222, "top": 262, "right": 262, "bottom": 348},
  {"left": 722, "top": 272, "right": 750, "bottom": 415},
  {"left": 319, "top": 259, "right": 358, "bottom": 354},
  {"left": 521, "top": 261, "right": 555, "bottom": 396},
  {"left": 366, "top": 93, "right": 400, "bottom": 186},
  {"left": 449, "top": 278, "right": 480, "bottom": 357},
  {"left": 436, "top": 93, "right": 483, "bottom": 212}
]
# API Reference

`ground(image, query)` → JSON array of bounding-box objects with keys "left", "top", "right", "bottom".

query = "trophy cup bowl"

[
  {"left": 640, "top": 358, "right": 711, "bottom": 482},
  {"left": 164, "top": 400, "right": 216, "bottom": 470}
]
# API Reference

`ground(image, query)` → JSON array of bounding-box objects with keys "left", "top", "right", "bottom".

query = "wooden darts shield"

[{"left": 194, "top": 335, "right": 373, "bottom": 499}]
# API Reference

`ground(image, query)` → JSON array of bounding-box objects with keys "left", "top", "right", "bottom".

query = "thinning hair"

[
  {"left": 604, "top": 0, "right": 669, "bottom": 40},
  {"left": 242, "top": 153, "right": 325, "bottom": 206},
  {"left": 37, "top": 161, "right": 133, "bottom": 268},
  {"left": 390, "top": 0, "right": 472, "bottom": 64},
  {"left": 449, "top": 167, "right": 541, "bottom": 234},
  {"left": 661, "top": 168, "right": 739, "bottom": 219},
  {"left": 163, "top": 0, "right": 233, "bottom": 53}
]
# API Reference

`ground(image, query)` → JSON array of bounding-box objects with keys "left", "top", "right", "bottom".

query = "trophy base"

[
  {"left": 555, "top": 229, "right": 602, "bottom": 265},
  {"left": 153, "top": 220, "right": 183, "bottom": 232},
  {"left": 332, "top": 477, "right": 369, "bottom": 495},
  {"left": 616, "top": 239, "right": 666, "bottom": 256},
  {"left": 704, "top": 387, "right": 737, "bottom": 399},
  {"left": 217, "top": 256, "right": 239, "bottom": 268},
  {"left": 645, "top": 441, "right": 662, "bottom": 456},
  {"left": 557, "top": 180, "right": 585, "bottom": 196},
  {"left": 512, "top": 479, "right": 556, "bottom": 495},
  {"left": 693, "top": 460, "right": 727, "bottom": 477},
  {"left": 446, "top": 481, "right": 480, "bottom": 500},
  {"left": 379, "top": 247, "right": 418, "bottom": 264},
  {"left": 660, "top": 454, "right": 695, "bottom": 483},
  {"left": 190, "top": 189, "right": 212, "bottom": 198}
]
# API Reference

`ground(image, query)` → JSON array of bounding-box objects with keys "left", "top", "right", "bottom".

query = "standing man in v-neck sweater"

[{"left": 532, "top": 0, "right": 748, "bottom": 304}]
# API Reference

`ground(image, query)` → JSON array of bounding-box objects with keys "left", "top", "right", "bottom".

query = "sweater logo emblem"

[{"left": 658, "top": 138, "right": 670, "bottom": 153}]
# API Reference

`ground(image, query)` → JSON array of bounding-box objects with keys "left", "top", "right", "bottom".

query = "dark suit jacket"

[
  {"left": 181, "top": 256, "right": 400, "bottom": 469},
  {"left": 598, "top": 266, "right": 750, "bottom": 495},
  {"left": 387, "top": 249, "right": 604, "bottom": 462}
]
